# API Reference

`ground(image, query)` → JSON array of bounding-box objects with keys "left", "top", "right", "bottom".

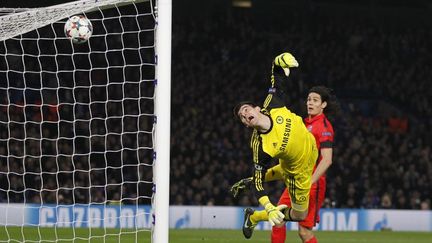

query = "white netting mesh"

[
  {"left": 0, "top": 0, "right": 140, "bottom": 42},
  {"left": 0, "top": 0, "right": 157, "bottom": 241}
]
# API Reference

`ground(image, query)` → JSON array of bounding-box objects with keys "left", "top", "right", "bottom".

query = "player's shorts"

[
  {"left": 277, "top": 176, "right": 327, "bottom": 228},
  {"left": 279, "top": 134, "right": 318, "bottom": 212}
]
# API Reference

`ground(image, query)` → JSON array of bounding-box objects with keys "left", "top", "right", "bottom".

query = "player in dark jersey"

[{"left": 233, "top": 53, "right": 318, "bottom": 238}]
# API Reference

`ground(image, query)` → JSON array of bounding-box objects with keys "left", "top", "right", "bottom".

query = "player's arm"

[
  {"left": 251, "top": 151, "right": 273, "bottom": 204},
  {"left": 253, "top": 156, "right": 287, "bottom": 226},
  {"left": 249, "top": 133, "right": 286, "bottom": 225},
  {"left": 311, "top": 148, "right": 332, "bottom": 184},
  {"left": 311, "top": 126, "right": 335, "bottom": 184},
  {"left": 272, "top": 52, "right": 299, "bottom": 88},
  {"left": 248, "top": 132, "right": 273, "bottom": 202},
  {"left": 263, "top": 52, "right": 299, "bottom": 110}
]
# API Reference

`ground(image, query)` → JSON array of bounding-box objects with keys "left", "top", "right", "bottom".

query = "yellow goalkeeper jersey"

[{"left": 250, "top": 65, "right": 317, "bottom": 200}]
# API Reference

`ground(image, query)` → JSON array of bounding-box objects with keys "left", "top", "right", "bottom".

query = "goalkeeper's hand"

[
  {"left": 265, "top": 204, "right": 288, "bottom": 226},
  {"left": 229, "top": 177, "right": 253, "bottom": 198},
  {"left": 274, "top": 52, "right": 299, "bottom": 68}
]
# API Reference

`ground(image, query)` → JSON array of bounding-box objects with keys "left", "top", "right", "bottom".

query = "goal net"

[{"left": 0, "top": 0, "right": 171, "bottom": 242}]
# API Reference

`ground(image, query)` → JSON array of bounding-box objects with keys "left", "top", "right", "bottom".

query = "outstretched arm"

[
  {"left": 263, "top": 52, "right": 299, "bottom": 110},
  {"left": 249, "top": 131, "right": 287, "bottom": 226},
  {"left": 271, "top": 52, "right": 299, "bottom": 88}
]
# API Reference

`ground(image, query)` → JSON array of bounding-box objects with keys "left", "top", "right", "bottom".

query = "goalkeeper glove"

[
  {"left": 274, "top": 52, "right": 299, "bottom": 68},
  {"left": 230, "top": 177, "right": 253, "bottom": 198},
  {"left": 265, "top": 204, "right": 288, "bottom": 227}
]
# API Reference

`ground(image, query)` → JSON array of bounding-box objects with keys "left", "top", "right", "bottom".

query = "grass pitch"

[{"left": 1, "top": 227, "right": 432, "bottom": 242}]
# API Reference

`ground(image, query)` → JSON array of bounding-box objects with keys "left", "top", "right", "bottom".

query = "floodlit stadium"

[{"left": 1, "top": 0, "right": 432, "bottom": 242}]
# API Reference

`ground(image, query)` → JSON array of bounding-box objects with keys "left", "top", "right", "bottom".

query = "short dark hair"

[{"left": 233, "top": 101, "right": 258, "bottom": 120}]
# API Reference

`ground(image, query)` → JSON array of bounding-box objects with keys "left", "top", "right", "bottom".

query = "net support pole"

[{"left": 153, "top": 0, "right": 171, "bottom": 242}]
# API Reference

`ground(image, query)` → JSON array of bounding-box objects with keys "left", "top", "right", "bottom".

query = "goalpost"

[{"left": 0, "top": 0, "right": 171, "bottom": 242}]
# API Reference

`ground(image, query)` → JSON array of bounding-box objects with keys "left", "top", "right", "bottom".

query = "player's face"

[
  {"left": 238, "top": 104, "right": 261, "bottom": 128},
  {"left": 307, "top": 92, "right": 326, "bottom": 117}
]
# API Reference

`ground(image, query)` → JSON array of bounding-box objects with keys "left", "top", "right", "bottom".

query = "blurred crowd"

[{"left": 1, "top": 2, "right": 431, "bottom": 210}]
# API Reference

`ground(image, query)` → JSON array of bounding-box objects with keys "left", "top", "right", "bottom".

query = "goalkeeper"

[{"left": 233, "top": 52, "right": 318, "bottom": 239}]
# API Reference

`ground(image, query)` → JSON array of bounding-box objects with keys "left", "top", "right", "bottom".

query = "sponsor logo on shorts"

[{"left": 298, "top": 196, "right": 307, "bottom": 202}]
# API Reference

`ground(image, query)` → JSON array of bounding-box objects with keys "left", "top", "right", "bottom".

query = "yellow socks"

[{"left": 250, "top": 209, "right": 268, "bottom": 224}]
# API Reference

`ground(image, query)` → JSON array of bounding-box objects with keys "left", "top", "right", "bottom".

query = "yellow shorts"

[{"left": 275, "top": 137, "right": 318, "bottom": 212}]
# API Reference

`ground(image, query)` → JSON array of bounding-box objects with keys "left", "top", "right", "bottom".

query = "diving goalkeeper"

[{"left": 233, "top": 52, "right": 318, "bottom": 239}]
